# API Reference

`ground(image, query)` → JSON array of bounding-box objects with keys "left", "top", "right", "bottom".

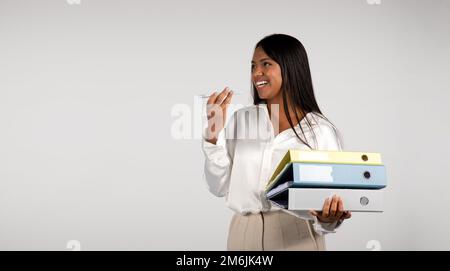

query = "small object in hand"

[{"left": 197, "top": 92, "right": 241, "bottom": 98}]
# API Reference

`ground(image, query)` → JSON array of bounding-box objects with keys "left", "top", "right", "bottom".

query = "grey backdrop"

[{"left": 1, "top": 0, "right": 449, "bottom": 250}]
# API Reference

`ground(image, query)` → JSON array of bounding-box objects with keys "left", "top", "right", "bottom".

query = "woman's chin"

[
  {"left": 257, "top": 90, "right": 275, "bottom": 100},
  {"left": 256, "top": 88, "right": 271, "bottom": 100}
]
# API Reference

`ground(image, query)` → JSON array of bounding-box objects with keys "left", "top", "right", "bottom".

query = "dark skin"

[{"left": 205, "top": 47, "right": 352, "bottom": 224}]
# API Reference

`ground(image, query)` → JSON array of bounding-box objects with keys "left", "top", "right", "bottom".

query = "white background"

[{"left": 1, "top": 0, "right": 449, "bottom": 250}]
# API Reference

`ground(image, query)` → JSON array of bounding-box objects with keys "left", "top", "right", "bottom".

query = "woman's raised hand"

[{"left": 205, "top": 87, "right": 233, "bottom": 145}]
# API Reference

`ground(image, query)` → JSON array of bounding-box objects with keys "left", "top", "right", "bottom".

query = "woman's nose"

[{"left": 253, "top": 68, "right": 263, "bottom": 76}]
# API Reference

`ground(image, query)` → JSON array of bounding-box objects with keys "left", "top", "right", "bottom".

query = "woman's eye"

[{"left": 264, "top": 62, "right": 271, "bottom": 67}]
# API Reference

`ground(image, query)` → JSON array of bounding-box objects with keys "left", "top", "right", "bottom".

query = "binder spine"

[
  {"left": 289, "top": 150, "right": 383, "bottom": 165},
  {"left": 292, "top": 163, "right": 387, "bottom": 189},
  {"left": 288, "top": 188, "right": 384, "bottom": 212}
]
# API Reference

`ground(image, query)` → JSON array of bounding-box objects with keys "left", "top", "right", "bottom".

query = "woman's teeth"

[{"left": 256, "top": 81, "right": 269, "bottom": 88}]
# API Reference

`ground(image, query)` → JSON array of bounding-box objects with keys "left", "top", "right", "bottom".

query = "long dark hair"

[{"left": 252, "top": 34, "right": 341, "bottom": 149}]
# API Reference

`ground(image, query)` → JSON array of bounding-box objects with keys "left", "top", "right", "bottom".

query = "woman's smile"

[{"left": 255, "top": 79, "right": 270, "bottom": 89}]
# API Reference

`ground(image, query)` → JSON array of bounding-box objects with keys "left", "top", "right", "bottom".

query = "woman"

[{"left": 202, "top": 34, "right": 351, "bottom": 251}]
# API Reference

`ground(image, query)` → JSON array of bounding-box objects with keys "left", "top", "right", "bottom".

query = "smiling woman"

[
  {"left": 251, "top": 48, "right": 283, "bottom": 102},
  {"left": 251, "top": 34, "right": 331, "bottom": 148},
  {"left": 202, "top": 34, "right": 351, "bottom": 251}
]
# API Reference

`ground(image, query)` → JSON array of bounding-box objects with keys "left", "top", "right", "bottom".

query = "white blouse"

[{"left": 202, "top": 104, "right": 343, "bottom": 234}]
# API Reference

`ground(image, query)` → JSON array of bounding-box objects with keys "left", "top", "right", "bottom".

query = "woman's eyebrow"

[{"left": 251, "top": 58, "right": 272, "bottom": 63}]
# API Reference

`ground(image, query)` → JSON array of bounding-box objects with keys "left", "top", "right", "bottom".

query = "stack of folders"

[{"left": 265, "top": 150, "right": 387, "bottom": 212}]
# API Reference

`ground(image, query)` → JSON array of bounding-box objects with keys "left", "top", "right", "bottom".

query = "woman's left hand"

[{"left": 309, "top": 195, "right": 352, "bottom": 224}]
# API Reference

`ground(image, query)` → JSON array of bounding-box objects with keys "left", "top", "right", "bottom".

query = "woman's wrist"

[{"left": 206, "top": 138, "right": 218, "bottom": 145}]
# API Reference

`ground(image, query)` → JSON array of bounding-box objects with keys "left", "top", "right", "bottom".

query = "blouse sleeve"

[{"left": 201, "top": 113, "right": 237, "bottom": 197}]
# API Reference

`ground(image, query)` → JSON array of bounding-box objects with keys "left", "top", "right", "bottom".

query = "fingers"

[
  {"left": 309, "top": 210, "right": 319, "bottom": 217},
  {"left": 321, "top": 195, "right": 347, "bottom": 223},
  {"left": 206, "top": 87, "right": 233, "bottom": 120},
  {"left": 221, "top": 90, "right": 233, "bottom": 110},
  {"left": 329, "top": 195, "right": 339, "bottom": 217},
  {"left": 209, "top": 87, "right": 231, "bottom": 106},
  {"left": 321, "top": 197, "right": 331, "bottom": 218},
  {"left": 205, "top": 87, "right": 233, "bottom": 141},
  {"left": 206, "top": 91, "right": 218, "bottom": 105},
  {"left": 206, "top": 86, "right": 229, "bottom": 105},
  {"left": 335, "top": 197, "right": 344, "bottom": 221},
  {"left": 338, "top": 199, "right": 352, "bottom": 221},
  {"left": 342, "top": 211, "right": 352, "bottom": 220}
]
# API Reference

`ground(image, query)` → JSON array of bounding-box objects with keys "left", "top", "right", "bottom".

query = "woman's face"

[{"left": 251, "top": 47, "right": 283, "bottom": 101}]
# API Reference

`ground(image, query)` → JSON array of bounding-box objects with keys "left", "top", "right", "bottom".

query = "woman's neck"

[{"left": 266, "top": 95, "right": 304, "bottom": 135}]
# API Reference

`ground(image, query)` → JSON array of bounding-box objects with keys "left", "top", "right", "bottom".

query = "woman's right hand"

[
  {"left": 309, "top": 195, "right": 352, "bottom": 224},
  {"left": 205, "top": 87, "right": 233, "bottom": 145}
]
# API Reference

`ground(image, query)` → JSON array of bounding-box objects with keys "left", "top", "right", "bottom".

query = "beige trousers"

[{"left": 227, "top": 210, "right": 326, "bottom": 251}]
